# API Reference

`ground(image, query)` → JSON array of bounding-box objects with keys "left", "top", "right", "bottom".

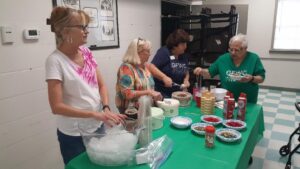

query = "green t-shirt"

[{"left": 208, "top": 52, "right": 265, "bottom": 103}]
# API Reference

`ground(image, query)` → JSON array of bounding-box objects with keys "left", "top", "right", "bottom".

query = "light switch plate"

[{"left": 1, "top": 26, "right": 14, "bottom": 44}]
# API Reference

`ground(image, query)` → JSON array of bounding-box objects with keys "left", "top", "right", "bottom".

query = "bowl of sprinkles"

[
  {"left": 222, "top": 119, "right": 246, "bottom": 131},
  {"left": 191, "top": 123, "right": 213, "bottom": 135},
  {"left": 216, "top": 128, "right": 242, "bottom": 142},
  {"left": 201, "top": 115, "right": 223, "bottom": 126}
]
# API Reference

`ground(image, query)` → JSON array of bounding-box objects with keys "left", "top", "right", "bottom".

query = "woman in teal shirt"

[{"left": 194, "top": 33, "right": 265, "bottom": 103}]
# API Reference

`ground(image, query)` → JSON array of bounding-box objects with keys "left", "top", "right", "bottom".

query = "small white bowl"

[{"left": 170, "top": 116, "right": 192, "bottom": 129}]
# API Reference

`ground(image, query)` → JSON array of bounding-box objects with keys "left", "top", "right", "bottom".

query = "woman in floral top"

[{"left": 115, "top": 38, "right": 164, "bottom": 114}]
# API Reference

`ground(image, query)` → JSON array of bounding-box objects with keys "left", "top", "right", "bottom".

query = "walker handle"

[{"left": 295, "top": 102, "right": 300, "bottom": 112}]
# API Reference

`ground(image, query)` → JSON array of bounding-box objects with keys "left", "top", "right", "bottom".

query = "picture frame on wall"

[{"left": 52, "top": 0, "right": 119, "bottom": 50}]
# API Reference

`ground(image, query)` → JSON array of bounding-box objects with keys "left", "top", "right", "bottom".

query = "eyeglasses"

[
  {"left": 67, "top": 24, "right": 89, "bottom": 31},
  {"left": 140, "top": 49, "right": 151, "bottom": 55},
  {"left": 228, "top": 47, "right": 244, "bottom": 53}
]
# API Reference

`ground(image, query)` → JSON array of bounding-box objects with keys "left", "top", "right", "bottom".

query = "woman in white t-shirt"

[{"left": 46, "top": 7, "right": 126, "bottom": 165}]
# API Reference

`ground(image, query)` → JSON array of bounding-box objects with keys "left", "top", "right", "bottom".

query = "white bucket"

[
  {"left": 151, "top": 107, "right": 164, "bottom": 130},
  {"left": 212, "top": 88, "right": 227, "bottom": 101},
  {"left": 156, "top": 99, "right": 179, "bottom": 117}
]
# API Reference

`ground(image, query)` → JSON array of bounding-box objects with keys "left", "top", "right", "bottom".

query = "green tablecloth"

[{"left": 66, "top": 102, "right": 264, "bottom": 169}]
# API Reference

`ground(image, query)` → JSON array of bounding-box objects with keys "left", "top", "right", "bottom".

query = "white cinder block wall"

[
  {"left": 1, "top": 0, "right": 300, "bottom": 168},
  {"left": 0, "top": 0, "right": 161, "bottom": 169}
]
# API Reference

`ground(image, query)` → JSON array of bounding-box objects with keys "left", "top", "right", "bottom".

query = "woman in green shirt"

[{"left": 194, "top": 33, "right": 265, "bottom": 103}]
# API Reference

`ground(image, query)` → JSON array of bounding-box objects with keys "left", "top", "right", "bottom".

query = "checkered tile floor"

[{"left": 248, "top": 88, "right": 300, "bottom": 169}]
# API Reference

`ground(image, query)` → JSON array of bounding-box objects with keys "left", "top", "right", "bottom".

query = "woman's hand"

[
  {"left": 239, "top": 74, "right": 253, "bottom": 83},
  {"left": 148, "top": 89, "right": 163, "bottom": 101},
  {"left": 162, "top": 76, "right": 173, "bottom": 87},
  {"left": 183, "top": 80, "right": 190, "bottom": 89},
  {"left": 93, "top": 111, "right": 127, "bottom": 127},
  {"left": 193, "top": 67, "right": 202, "bottom": 76},
  {"left": 180, "top": 80, "right": 190, "bottom": 92}
]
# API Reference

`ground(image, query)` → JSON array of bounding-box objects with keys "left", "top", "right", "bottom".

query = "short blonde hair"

[{"left": 122, "top": 38, "right": 152, "bottom": 65}]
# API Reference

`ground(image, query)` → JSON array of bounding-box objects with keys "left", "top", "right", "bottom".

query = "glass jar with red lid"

[{"left": 205, "top": 126, "right": 215, "bottom": 148}]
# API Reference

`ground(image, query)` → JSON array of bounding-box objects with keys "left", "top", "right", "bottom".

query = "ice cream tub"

[{"left": 151, "top": 107, "right": 164, "bottom": 130}]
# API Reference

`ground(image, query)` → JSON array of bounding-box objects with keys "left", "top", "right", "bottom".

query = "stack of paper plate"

[{"left": 201, "top": 91, "right": 215, "bottom": 115}]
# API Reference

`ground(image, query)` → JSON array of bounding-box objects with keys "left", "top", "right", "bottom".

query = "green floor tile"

[
  {"left": 270, "top": 131, "right": 290, "bottom": 142},
  {"left": 274, "top": 119, "right": 295, "bottom": 127}
]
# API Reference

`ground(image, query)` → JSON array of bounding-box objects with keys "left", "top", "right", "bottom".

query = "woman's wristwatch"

[{"left": 102, "top": 105, "right": 111, "bottom": 111}]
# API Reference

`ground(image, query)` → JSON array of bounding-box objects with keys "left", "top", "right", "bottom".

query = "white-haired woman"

[
  {"left": 193, "top": 33, "right": 265, "bottom": 103},
  {"left": 115, "top": 38, "right": 166, "bottom": 114}
]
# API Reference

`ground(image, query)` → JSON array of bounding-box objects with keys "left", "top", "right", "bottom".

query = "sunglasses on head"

[{"left": 137, "top": 37, "right": 145, "bottom": 47}]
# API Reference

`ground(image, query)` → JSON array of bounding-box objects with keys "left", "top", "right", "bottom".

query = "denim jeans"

[
  {"left": 57, "top": 125, "right": 105, "bottom": 165},
  {"left": 57, "top": 129, "right": 85, "bottom": 165}
]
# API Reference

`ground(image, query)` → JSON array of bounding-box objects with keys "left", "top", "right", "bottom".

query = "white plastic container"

[
  {"left": 156, "top": 98, "right": 180, "bottom": 117},
  {"left": 212, "top": 88, "right": 227, "bottom": 101},
  {"left": 138, "top": 96, "right": 152, "bottom": 147},
  {"left": 151, "top": 107, "right": 164, "bottom": 130}
]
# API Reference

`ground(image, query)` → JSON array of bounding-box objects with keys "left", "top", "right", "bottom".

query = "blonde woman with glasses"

[
  {"left": 45, "top": 7, "right": 126, "bottom": 164},
  {"left": 115, "top": 38, "right": 168, "bottom": 115},
  {"left": 194, "top": 33, "right": 266, "bottom": 103}
]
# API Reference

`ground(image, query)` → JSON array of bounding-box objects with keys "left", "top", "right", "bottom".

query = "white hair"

[
  {"left": 122, "top": 38, "right": 152, "bottom": 65},
  {"left": 229, "top": 33, "right": 248, "bottom": 48}
]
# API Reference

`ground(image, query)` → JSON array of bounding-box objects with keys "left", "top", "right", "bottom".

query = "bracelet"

[{"left": 102, "top": 105, "right": 110, "bottom": 111}]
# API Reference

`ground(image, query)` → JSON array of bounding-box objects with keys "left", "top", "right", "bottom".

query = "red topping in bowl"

[
  {"left": 204, "top": 117, "right": 219, "bottom": 122},
  {"left": 226, "top": 121, "right": 243, "bottom": 127}
]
